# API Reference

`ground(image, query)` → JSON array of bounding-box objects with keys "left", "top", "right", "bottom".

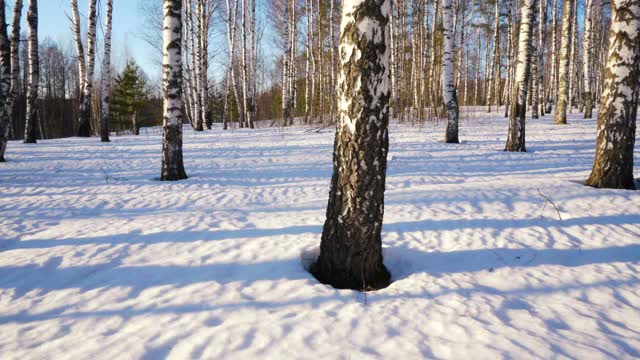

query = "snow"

[{"left": 1, "top": 108, "right": 640, "bottom": 359}]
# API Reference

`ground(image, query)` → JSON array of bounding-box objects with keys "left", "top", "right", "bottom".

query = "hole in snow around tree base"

[{"left": 300, "top": 245, "right": 398, "bottom": 291}]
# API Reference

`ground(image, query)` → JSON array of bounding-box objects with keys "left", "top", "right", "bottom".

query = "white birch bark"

[
  {"left": 567, "top": 0, "right": 577, "bottom": 114},
  {"left": 585, "top": 0, "right": 639, "bottom": 189},
  {"left": 312, "top": 0, "right": 392, "bottom": 291},
  {"left": 222, "top": 0, "right": 239, "bottom": 130},
  {"left": 241, "top": 0, "right": 249, "bottom": 128},
  {"left": 553, "top": 0, "right": 573, "bottom": 124},
  {"left": 547, "top": 0, "right": 558, "bottom": 111},
  {"left": 200, "top": 0, "right": 210, "bottom": 130},
  {"left": 304, "top": 0, "right": 312, "bottom": 124},
  {"left": 161, "top": 0, "right": 187, "bottom": 181},
  {"left": 474, "top": 27, "right": 480, "bottom": 105},
  {"left": 77, "top": 0, "right": 98, "bottom": 137},
  {"left": 100, "top": 0, "right": 113, "bottom": 142},
  {"left": 0, "top": 2, "right": 11, "bottom": 159},
  {"left": 23, "top": 0, "right": 38, "bottom": 143},
  {"left": 582, "top": 0, "right": 594, "bottom": 118},
  {"left": 0, "top": 0, "right": 21, "bottom": 161},
  {"left": 282, "top": 0, "right": 290, "bottom": 126},
  {"left": 486, "top": 0, "right": 499, "bottom": 113},
  {"left": 70, "top": 0, "right": 85, "bottom": 94},
  {"left": 505, "top": 0, "right": 537, "bottom": 152},
  {"left": 442, "top": 0, "right": 458, "bottom": 143},
  {"left": 537, "top": 0, "right": 547, "bottom": 116}
]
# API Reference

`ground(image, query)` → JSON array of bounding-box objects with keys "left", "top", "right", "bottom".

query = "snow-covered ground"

[{"left": 1, "top": 108, "right": 639, "bottom": 359}]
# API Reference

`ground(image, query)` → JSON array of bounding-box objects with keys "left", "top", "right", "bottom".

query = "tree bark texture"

[
  {"left": 585, "top": 0, "right": 639, "bottom": 190},
  {"left": 161, "top": 0, "right": 188, "bottom": 181},
  {"left": 553, "top": 0, "right": 573, "bottom": 125},
  {"left": 505, "top": 0, "right": 537, "bottom": 152},
  {"left": 311, "top": 0, "right": 392, "bottom": 291},
  {"left": 24, "top": 0, "right": 38, "bottom": 144}
]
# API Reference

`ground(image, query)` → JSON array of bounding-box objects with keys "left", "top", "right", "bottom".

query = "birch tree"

[
  {"left": 161, "top": 0, "right": 188, "bottom": 181},
  {"left": 486, "top": 0, "right": 499, "bottom": 113},
  {"left": 23, "top": 0, "right": 38, "bottom": 143},
  {"left": 100, "top": 0, "right": 114, "bottom": 142},
  {"left": 443, "top": 0, "right": 459, "bottom": 143},
  {"left": 0, "top": 1, "right": 11, "bottom": 159},
  {"left": 537, "top": 0, "right": 547, "bottom": 116},
  {"left": 222, "top": 0, "right": 239, "bottom": 130},
  {"left": 72, "top": 0, "right": 98, "bottom": 137},
  {"left": 585, "top": 0, "right": 639, "bottom": 190},
  {"left": 553, "top": 0, "right": 573, "bottom": 125},
  {"left": 311, "top": 0, "right": 392, "bottom": 291},
  {"left": 505, "top": 0, "right": 537, "bottom": 152},
  {"left": 546, "top": 0, "right": 558, "bottom": 112},
  {"left": 582, "top": 0, "right": 594, "bottom": 118}
]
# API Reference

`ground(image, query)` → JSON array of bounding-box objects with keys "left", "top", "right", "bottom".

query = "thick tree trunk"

[
  {"left": 442, "top": 0, "right": 458, "bottom": 143},
  {"left": 582, "top": 0, "right": 594, "bottom": 119},
  {"left": 100, "top": 0, "right": 113, "bottom": 142},
  {"left": 23, "top": 0, "right": 38, "bottom": 144},
  {"left": 553, "top": 0, "right": 573, "bottom": 125},
  {"left": 585, "top": 0, "right": 639, "bottom": 190},
  {"left": 505, "top": 0, "right": 537, "bottom": 152},
  {"left": 161, "top": 0, "right": 188, "bottom": 181},
  {"left": 311, "top": 0, "right": 391, "bottom": 291}
]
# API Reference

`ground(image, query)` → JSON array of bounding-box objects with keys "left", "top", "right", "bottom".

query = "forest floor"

[{"left": 0, "top": 108, "right": 639, "bottom": 359}]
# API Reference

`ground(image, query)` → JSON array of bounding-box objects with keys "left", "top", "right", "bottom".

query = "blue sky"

[{"left": 35, "top": 0, "right": 161, "bottom": 79}]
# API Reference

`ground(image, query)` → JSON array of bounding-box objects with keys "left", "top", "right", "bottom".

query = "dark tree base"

[
  {"left": 77, "top": 122, "right": 91, "bottom": 137},
  {"left": 444, "top": 138, "right": 459, "bottom": 144},
  {"left": 310, "top": 260, "right": 391, "bottom": 291},
  {"left": 585, "top": 175, "right": 636, "bottom": 190},
  {"left": 23, "top": 138, "right": 37, "bottom": 144},
  {"left": 160, "top": 172, "right": 188, "bottom": 181},
  {"left": 101, "top": 129, "right": 110, "bottom": 142}
]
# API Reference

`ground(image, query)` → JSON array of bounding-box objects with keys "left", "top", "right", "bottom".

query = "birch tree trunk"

[
  {"left": 100, "top": 0, "right": 113, "bottom": 142},
  {"left": 304, "top": 0, "right": 312, "bottom": 124},
  {"left": 567, "top": 0, "right": 577, "bottom": 114},
  {"left": 0, "top": 1, "right": 11, "bottom": 160},
  {"left": 200, "top": 0, "right": 211, "bottom": 130},
  {"left": 474, "top": 27, "right": 480, "bottom": 105},
  {"left": 443, "top": 0, "right": 459, "bottom": 143},
  {"left": 582, "top": 0, "right": 594, "bottom": 119},
  {"left": 23, "top": 0, "right": 38, "bottom": 144},
  {"left": 222, "top": 0, "right": 238, "bottom": 130},
  {"left": 585, "top": 0, "right": 639, "bottom": 190},
  {"left": 76, "top": 0, "right": 97, "bottom": 137},
  {"left": 70, "top": 0, "right": 85, "bottom": 98},
  {"left": 505, "top": 0, "right": 537, "bottom": 152},
  {"left": 486, "top": 0, "right": 499, "bottom": 113},
  {"left": 553, "top": 0, "right": 573, "bottom": 125},
  {"left": 241, "top": 0, "right": 249, "bottom": 129},
  {"left": 531, "top": 20, "right": 539, "bottom": 119},
  {"left": 537, "top": 0, "right": 546, "bottom": 116},
  {"left": 503, "top": 0, "right": 513, "bottom": 117},
  {"left": 161, "top": 0, "right": 187, "bottom": 181},
  {"left": 546, "top": 0, "right": 558, "bottom": 112},
  {"left": 281, "top": 1, "right": 290, "bottom": 126},
  {"left": 311, "top": 0, "right": 392, "bottom": 291}
]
